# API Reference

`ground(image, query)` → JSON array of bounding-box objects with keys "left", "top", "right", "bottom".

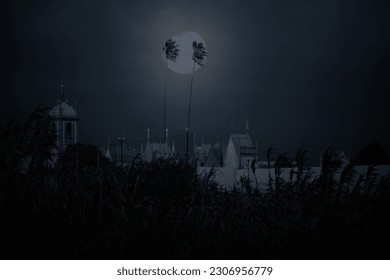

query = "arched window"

[{"left": 66, "top": 122, "right": 72, "bottom": 139}]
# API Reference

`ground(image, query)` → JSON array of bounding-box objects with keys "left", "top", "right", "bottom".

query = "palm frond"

[
  {"left": 192, "top": 41, "right": 207, "bottom": 66},
  {"left": 163, "top": 39, "right": 180, "bottom": 62}
]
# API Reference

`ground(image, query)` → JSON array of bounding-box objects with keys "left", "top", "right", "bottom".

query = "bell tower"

[{"left": 49, "top": 81, "right": 79, "bottom": 155}]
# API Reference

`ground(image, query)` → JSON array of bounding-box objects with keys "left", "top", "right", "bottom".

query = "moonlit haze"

[
  {"left": 3, "top": 0, "right": 390, "bottom": 164},
  {"left": 2, "top": 0, "right": 390, "bottom": 261}
]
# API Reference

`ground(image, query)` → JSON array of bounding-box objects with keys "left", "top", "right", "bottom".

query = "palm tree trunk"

[
  {"left": 186, "top": 61, "right": 196, "bottom": 162},
  {"left": 163, "top": 59, "right": 168, "bottom": 143}
]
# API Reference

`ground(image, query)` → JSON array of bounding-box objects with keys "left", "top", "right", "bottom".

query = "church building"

[
  {"left": 142, "top": 128, "right": 173, "bottom": 162},
  {"left": 195, "top": 137, "right": 224, "bottom": 167},
  {"left": 224, "top": 120, "right": 257, "bottom": 169},
  {"left": 49, "top": 82, "right": 79, "bottom": 160}
]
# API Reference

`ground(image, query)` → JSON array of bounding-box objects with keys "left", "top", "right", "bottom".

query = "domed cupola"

[{"left": 49, "top": 81, "right": 79, "bottom": 153}]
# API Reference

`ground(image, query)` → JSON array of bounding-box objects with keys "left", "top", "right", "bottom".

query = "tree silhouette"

[
  {"left": 353, "top": 142, "right": 390, "bottom": 165},
  {"left": 186, "top": 41, "right": 207, "bottom": 161},
  {"left": 0, "top": 106, "right": 56, "bottom": 181},
  {"left": 162, "top": 39, "right": 180, "bottom": 143}
]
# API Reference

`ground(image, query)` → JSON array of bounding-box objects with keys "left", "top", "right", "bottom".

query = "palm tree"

[
  {"left": 186, "top": 41, "right": 207, "bottom": 161},
  {"left": 162, "top": 39, "right": 180, "bottom": 143}
]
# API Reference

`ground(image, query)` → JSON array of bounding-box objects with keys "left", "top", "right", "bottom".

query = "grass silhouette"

[{"left": 1, "top": 108, "right": 389, "bottom": 259}]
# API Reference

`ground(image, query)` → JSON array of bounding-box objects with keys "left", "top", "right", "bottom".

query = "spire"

[
  {"left": 245, "top": 118, "right": 250, "bottom": 134},
  {"left": 164, "top": 127, "right": 169, "bottom": 143},
  {"left": 171, "top": 141, "right": 175, "bottom": 154},
  {"left": 59, "top": 81, "right": 65, "bottom": 102},
  {"left": 105, "top": 133, "right": 112, "bottom": 161},
  {"left": 147, "top": 128, "right": 150, "bottom": 142}
]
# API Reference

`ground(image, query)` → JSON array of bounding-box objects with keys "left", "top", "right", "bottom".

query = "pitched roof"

[
  {"left": 49, "top": 102, "right": 78, "bottom": 118},
  {"left": 229, "top": 133, "right": 253, "bottom": 148},
  {"left": 143, "top": 142, "right": 172, "bottom": 161},
  {"left": 205, "top": 145, "right": 223, "bottom": 167},
  {"left": 144, "top": 142, "right": 172, "bottom": 155}
]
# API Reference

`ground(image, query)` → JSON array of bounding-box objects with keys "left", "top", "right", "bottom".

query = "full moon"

[{"left": 163, "top": 31, "right": 207, "bottom": 74}]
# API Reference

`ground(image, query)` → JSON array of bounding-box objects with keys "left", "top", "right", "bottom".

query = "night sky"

[{"left": 3, "top": 0, "right": 390, "bottom": 164}]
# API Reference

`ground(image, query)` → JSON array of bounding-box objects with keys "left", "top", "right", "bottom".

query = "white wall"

[{"left": 198, "top": 165, "right": 390, "bottom": 191}]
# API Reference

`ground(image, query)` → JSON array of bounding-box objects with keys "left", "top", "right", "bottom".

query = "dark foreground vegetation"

[{"left": 1, "top": 108, "right": 390, "bottom": 259}]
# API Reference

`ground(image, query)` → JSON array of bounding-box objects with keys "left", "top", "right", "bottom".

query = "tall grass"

[{"left": 1, "top": 110, "right": 390, "bottom": 259}]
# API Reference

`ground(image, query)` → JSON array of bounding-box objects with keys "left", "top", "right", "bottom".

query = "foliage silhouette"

[
  {"left": 353, "top": 141, "right": 390, "bottom": 165},
  {"left": 1, "top": 110, "right": 390, "bottom": 259}
]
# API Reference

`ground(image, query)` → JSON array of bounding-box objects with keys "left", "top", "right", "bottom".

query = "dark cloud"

[{"left": 3, "top": 0, "right": 390, "bottom": 163}]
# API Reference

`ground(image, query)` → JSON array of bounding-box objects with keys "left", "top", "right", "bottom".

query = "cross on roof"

[{"left": 60, "top": 81, "right": 65, "bottom": 102}]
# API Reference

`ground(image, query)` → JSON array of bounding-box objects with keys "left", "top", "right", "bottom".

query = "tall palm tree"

[
  {"left": 162, "top": 39, "right": 179, "bottom": 143},
  {"left": 186, "top": 41, "right": 207, "bottom": 161}
]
